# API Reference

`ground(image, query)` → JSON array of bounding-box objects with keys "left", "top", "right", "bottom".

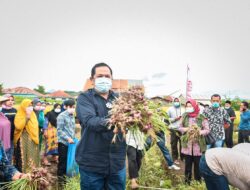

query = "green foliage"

[
  {"left": 0, "top": 83, "right": 3, "bottom": 95},
  {"left": 34, "top": 85, "right": 46, "bottom": 94},
  {"left": 221, "top": 98, "right": 250, "bottom": 111},
  {"left": 14, "top": 96, "right": 31, "bottom": 105},
  {"left": 64, "top": 175, "right": 80, "bottom": 190}
]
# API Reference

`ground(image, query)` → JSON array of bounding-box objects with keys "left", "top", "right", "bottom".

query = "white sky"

[{"left": 0, "top": 0, "right": 250, "bottom": 98}]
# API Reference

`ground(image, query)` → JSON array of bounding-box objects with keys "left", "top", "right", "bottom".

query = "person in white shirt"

[
  {"left": 167, "top": 98, "right": 184, "bottom": 164},
  {"left": 126, "top": 129, "right": 145, "bottom": 189}
]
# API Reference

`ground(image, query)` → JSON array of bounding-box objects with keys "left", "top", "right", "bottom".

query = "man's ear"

[{"left": 90, "top": 77, "right": 94, "bottom": 86}]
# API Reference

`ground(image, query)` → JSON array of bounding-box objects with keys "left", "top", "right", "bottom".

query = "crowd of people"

[
  {"left": 0, "top": 94, "right": 77, "bottom": 188},
  {"left": 0, "top": 62, "right": 249, "bottom": 190}
]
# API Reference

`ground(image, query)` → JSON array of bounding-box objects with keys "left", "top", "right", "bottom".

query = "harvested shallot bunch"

[
  {"left": 1, "top": 167, "right": 55, "bottom": 190},
  {"left": 108, "top": 87, "right": 168, "bottom": 142}
]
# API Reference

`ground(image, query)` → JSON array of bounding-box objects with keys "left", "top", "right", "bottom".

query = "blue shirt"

[
  {"left": 57, "top": 110, "right": 76, "bottom": 145},
  {"left": 0, "top": 141, "right": 17, "bottom": 181},
  {"left": 76, "top": 89, "right": 126, "bottom": 175},
  {"left": 238, "top": 110, "right": 250, "bottom": 130}
]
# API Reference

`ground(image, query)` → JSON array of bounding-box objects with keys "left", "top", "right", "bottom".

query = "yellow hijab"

[{"left": 14, "top": 99, "right": 39, "bottom": 145}]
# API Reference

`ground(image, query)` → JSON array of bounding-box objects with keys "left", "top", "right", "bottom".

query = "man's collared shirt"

[{"left": 203, "top": 107, "right": 231, "bottom": 140}]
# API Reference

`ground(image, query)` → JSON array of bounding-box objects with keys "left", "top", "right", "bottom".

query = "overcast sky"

[{"left": 0, "top": 0, "right": 250, "bottom": 98}]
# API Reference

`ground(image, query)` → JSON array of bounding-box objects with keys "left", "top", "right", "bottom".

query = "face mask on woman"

[
  {"left": 55, "top": 108, "right": 61, "bottom": 113},
  {"left": 26, "top": 106, "right": 33, "bottom": 112},
  {"left": 94, "top": 77, "right": 112, "bottom": 93},
  {"left": 40, "top": 106, "right": 46, "bottom": 111},
  {"left": 186, "top": 107, "right": 194, "bottom": 113},
  {"left": 34, "top": 105, "right": 41, "bottom": 111}
]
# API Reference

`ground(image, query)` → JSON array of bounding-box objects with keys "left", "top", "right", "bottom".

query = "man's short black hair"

[
  {"left": 173, "top": 98, "right": 179, "bottom": 102},
  {"left": 91, "top": 63, "right": 113, "bottom": 78},
  {"left": 242, "top": 101, "right": 249, "bottom": 108},
  {"left": 225, "top": 100, "right": 231, "bottom": 104},
  {"left": 211, "top": 94, "right": 221, "bottom": 100},
  {"left": 64, "top": 99, "right": 75, "bottom": 107}
]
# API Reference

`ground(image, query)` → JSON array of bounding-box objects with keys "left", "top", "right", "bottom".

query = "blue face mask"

[
  {"left": 174, "top": 102, "right": 180, "bottom": 108},
  {"left": 94, "top": 77, "right": 112, "bottom": 93},
  {"left": 212, "top": 102, "right": 220, "bottom": 108}
]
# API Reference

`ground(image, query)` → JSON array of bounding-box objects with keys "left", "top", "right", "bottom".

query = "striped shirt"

[{"left": 57, "top": 110, "right": 75, "bottom": 145}]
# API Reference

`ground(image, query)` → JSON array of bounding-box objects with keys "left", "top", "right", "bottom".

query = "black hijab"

[{"left": 46, "top": 103, "right": 61, "bottom": 127}]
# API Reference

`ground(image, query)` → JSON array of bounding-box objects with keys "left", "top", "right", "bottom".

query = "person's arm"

[
  {"left": 178, "top": 118, "right": 188, "bottom": 133},
  {"left": 43, "top": 117, "right": 49, "bottom": 130},
  {"left": 200, "top": 119, "right": 210, "bottom": 136},
  {"left": 167, "top": 108, "right": 181, "bottom": 123},
  {"left": 223, "top": 109, "right": 231, "bottom": 124},
  {"left": 76, "top": 93, "right": 109, "bottom": 133},
  {"left": 0, "top": 145, "right": 19, "bottom": 181},
  {"left": 14, "top": 113, "right": 27, "bottom": 131},
  {"left": 240, "top": 111, "right": 250, "bottom": 121},
  {"left": 57, "top": 115, "right": 72, "bottom": 143},
  {"left": 230, "top": 109, "right": 236, "bottom": 120}
]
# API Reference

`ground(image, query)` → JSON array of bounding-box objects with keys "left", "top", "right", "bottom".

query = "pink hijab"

[
  {"left": 186, "top": 99, "right": 200, "bottom": 118},
  {"left": 0, "top": 112, "right": 11, "bottom": 150}
]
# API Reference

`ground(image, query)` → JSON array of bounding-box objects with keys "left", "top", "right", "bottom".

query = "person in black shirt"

[
  {"left": 76, "top": 63, "right": 126, "bottom": 190},
  {"left": 224, "top": 100, "right": 236, "bottom": 148},
  {"left": 1, "top": 94, "right": 17, "bottom": 163}
]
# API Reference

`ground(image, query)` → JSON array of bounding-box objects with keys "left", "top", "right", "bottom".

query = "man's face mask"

[
  {"left": 212, "top": 102, "right": 220, "bottom": 108},
  {"left": 174, "top": 102, "right": 180, "bottom": 108},
  {"left": 94, "top": 77, "right": 112, "bottom": 93}
]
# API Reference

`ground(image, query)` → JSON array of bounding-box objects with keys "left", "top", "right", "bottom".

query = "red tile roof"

[
  {"left": 3, "top": 87, "right": 44, "bottom": 97},
  {"left": 47, "top": 90, "right": 72, "bottom": 98}
]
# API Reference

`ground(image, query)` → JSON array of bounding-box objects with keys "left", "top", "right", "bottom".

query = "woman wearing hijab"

[
  {"left": 14, "top": 99, "right": 40, "bottom": 173},
  {"left": 43, "top": 103, "right": 61, "bottom": 164},
  {"left": 32, "top": 98, "right": 45, "bottom": 152},
  {"left": 0, "top": 96, "right": 11, "bottom": 163},
  {"left": 179, "top": 99, "right": 210, "bottom": 184}
]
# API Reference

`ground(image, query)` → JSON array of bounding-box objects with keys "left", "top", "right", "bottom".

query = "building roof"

[
  {"left": 3, "top": 87, "right": 44, "bottom": 97},
  {"left": 47, "top": 90, "right": 72, "bottom": 98}
]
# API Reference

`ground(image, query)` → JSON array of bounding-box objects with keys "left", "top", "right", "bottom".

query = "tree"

[
  {"left": 34, "top": 85, "right": 46, "bottom": 94},
  {"left": 0, "top": 83, "right": 3, "bottom": 95}
]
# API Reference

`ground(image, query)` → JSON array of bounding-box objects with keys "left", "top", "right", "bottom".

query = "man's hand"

[
  {"left": 224, "top": 123, "right": 230, "bottom": 129},
  {"left": 175, "top": 116, "right": 182, "bottom": 121},
  {"left": 12, "top": 172, "right": 31, "bottom": 180},
  {"left": 68, "top": 138, "right": 74, "bottom": 144}
]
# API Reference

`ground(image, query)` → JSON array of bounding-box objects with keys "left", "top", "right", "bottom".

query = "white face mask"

[
  {"left": 26, "top": 106, "right": 33, "bottom": 112},
  {"left": 67, "top": 108, "right": 75, "bottom": 114},
  {"left": 55, "top": 108, "right": 61, "bottom": 113},
  {"left": 186, "top": 107, "right": 194, "bottom": 113},
  {"left": 94, "top": 77, "right": 112, "bottom": 93},
  {"left": 34, "top": 105, "right": 41, "bottom": 111},
  {"left": 40, "top": 106, "right": 46, "bottom": 111}
]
